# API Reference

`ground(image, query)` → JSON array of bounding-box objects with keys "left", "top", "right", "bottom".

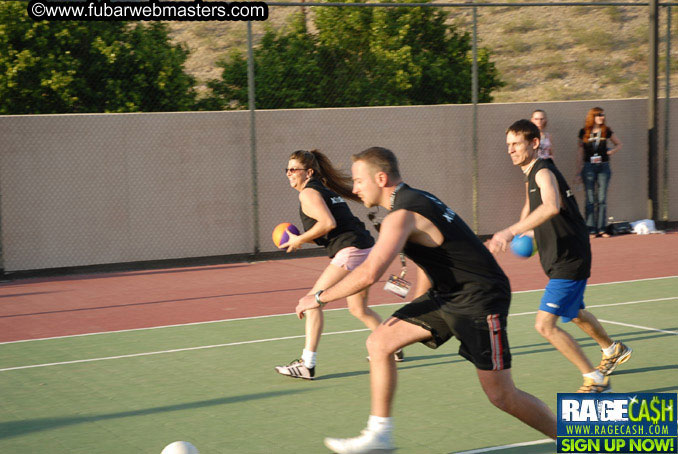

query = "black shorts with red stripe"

[{"left": 392, "top": 292, "right": 511, "bottom": 371}]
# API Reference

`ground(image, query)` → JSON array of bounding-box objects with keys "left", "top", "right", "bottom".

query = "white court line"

[
  {"left": 450, "top": 316, "right": 678, "bottom": 454},
  {"left": 1, "top": 295, "right": 676, "bottom": 373},
  {"left": 510, "top": 295, "right": 678, "bottom": 317},
  {"left": 453, "top": 438, "right": 554, "bottom": 454},
  {"left": 2, "top": 275, "right": 677, "bottom": 346},
  {"left": 597, "top": 320, "right": 678, "bottom": 335},
  {"left": 0, "top": 329, "right": 368, "bottom": 372}
]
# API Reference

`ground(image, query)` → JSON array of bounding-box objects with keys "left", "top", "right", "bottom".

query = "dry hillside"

[{"left": 167, "top": 1, "right": 678, "bottom": 102}]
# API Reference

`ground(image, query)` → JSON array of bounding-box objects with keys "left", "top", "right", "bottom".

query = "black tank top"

[
  {"left": 299, "top": 179, "right": 374, "bottom": 258},
  {"left": 579, "top": 128, "right": 613, "bottom": 163},
  {"left": 527, "top": 159, "right": 591, "bottom": 280},
  {"left": 392, "top": 184, "right": 510, "bottom": 315}
]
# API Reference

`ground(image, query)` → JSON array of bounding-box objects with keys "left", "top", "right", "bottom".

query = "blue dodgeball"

[{"left": 510, "top": 235, "right": 536, "bottom": 258}]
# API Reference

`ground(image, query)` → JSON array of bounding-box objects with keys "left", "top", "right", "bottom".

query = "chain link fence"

[{"left": 0, "top": 1, "right": 676, "bottom": 272}]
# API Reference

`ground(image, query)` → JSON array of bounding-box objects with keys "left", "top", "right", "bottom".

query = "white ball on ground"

[{"left": 161, "top": 441, "right": 199, "bottom": 454}]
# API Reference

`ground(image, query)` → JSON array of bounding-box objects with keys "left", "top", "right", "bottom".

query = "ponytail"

[{"left": 289, "top": 149, "right": 360, "bottom": 203}]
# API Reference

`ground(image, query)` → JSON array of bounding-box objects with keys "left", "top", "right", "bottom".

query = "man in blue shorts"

[{"left": 489, "top": 119, "right": 632, "bottom": 393}]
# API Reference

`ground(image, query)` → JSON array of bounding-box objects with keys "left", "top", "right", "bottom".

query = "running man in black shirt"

[
  {"left": 296, "top": 147, "right": 556, "bottom": 454},
  {"left": 275, "top": 149, "right": 389, "bottom": 381},
  {"left": 489, "top": 120, "right": 632, "bottom": 394}
]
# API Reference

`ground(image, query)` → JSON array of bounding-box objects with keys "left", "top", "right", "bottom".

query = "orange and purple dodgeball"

[{"left": 272, "top": 222, "right": 300, "bottom": 248}]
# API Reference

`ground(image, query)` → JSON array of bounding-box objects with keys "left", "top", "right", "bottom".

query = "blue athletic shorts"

[{"left": 540, "top": 279, "right": 587, "bottom": 323}]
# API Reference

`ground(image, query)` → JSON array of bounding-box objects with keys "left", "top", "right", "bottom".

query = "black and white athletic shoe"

[
  {"left": 274, "top": 358, "right": 315, "bottom": 380},
  {"left": 367, "top": 349, "right": 404, "bottom": 363},
  {"left": 597, "top": 342, "right": 632, "bottom": 376}
]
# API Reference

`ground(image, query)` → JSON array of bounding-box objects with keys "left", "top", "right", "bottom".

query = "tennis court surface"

[{"left": 1, "top": 233, "right": 676, "bottom": 453}]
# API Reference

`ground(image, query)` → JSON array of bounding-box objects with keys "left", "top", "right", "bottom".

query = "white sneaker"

[
  {"left": 324, "top": 429, "right": 395, "bottom": 453},
  {"left": 274, "top": 358, "right": 315, "bottom": 380}
]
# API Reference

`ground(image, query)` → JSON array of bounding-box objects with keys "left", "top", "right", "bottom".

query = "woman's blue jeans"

[{"left": 581, "top": 162, "right": 611, "bottom": 234}]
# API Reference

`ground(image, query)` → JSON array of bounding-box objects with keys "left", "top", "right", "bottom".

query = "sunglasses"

[
  {"left": 285, "top": 168, "right": 307, "bottom": 174},
  {"left": 595, "top": 113, "right": 606, "bottom": 117}
]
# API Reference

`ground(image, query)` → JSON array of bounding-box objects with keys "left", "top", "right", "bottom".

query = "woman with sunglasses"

[
  {"left": 577, "top": 107, "right": 623, "bottom": 238},
  {"left": 275, "top": 149, "right": 400, "bottom": 380}
]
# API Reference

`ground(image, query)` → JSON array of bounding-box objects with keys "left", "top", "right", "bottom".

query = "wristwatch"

[{"left": 314, "top": 290, "right": 327, "bottom": 307}]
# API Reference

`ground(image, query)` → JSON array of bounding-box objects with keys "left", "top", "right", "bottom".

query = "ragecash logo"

[{"left": 557, "top": 393, "right": 677, "bottom": 453}]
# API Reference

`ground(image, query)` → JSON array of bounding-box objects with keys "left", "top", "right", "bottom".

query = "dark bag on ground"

[{"left": 606, "top": 221, "right": 633, "bottom": 236}]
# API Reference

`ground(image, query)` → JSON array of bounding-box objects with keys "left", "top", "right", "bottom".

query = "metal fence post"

[
  {"left": 247, "top": 21, "right": 260, "bottom": 254},
  {"left": 649, "top": 0, "right": 659, "bottom": 221},
  {"left": 663, "top": 5, "right": 671, "bottom": 221},
  {"left": 0, "top": 181, "right": 3, "bottom": 276},
  {"left": 471, "top": 1, "right": 479, "bottom": 234}
]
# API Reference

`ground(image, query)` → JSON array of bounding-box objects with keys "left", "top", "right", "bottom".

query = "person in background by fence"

[
  {"left": 490, "top": 120, "right": 632, "bottom": 394},
  {"left": 275, "top": 149, "right": 400, "bottom": 381},
  {"left": 577, "top": 107, "right": 623, "bottom": 238},
  {"left": 531, "top": 109, "right": 554, "bottom": 160}
]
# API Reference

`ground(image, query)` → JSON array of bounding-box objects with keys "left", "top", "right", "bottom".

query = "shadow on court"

[
  {"left": 611, "top": 363, "right": 678, "bottom": 376},
  {"left": 636, "top": 385, "right": 678, "bottom": 393},
  {"left": 512, "top": 329, "right": 677, "bottom": 353},
  {"left": 0, "top": 388, "right": 313, "bottom": 439},
  {"left": 0, "top": 291, "right": 64, "bottom": 299},
  {"left": 317, "top": 353, "right": 467, "bottom": 380},
  {"left": 318, "top": 329, "right": 676, "bottom": 381},
  {"left": 0, "top": 287, "right": 312, "bottom": 319},
  {"left": 450, "top": 440, "right": 556, "bottom": 454},
  {"left": 0, "top": 263, "right": 253, "bottom": 285},
  {"left": 317, "top": 369, "right": 371, "bottom": 380}
]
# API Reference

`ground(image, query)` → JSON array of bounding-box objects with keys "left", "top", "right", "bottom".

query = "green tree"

[
  {"left": 0, "top": 2, "right": 196, "bottom": 114},
  {"left": 206, "top": 2, "right": 503, "bottom": 110},
  {"left": 203, "top": 15, "right": 323, "bottom": 110}
]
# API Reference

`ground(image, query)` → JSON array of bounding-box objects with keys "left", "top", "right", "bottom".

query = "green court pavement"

[{"left": 0, "top": 277, "right": 676, "bottom": 453}]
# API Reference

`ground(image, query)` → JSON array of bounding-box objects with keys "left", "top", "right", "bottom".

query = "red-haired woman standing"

[{"left": 577, "top": 108, "right": 622, "bottom": 237}]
